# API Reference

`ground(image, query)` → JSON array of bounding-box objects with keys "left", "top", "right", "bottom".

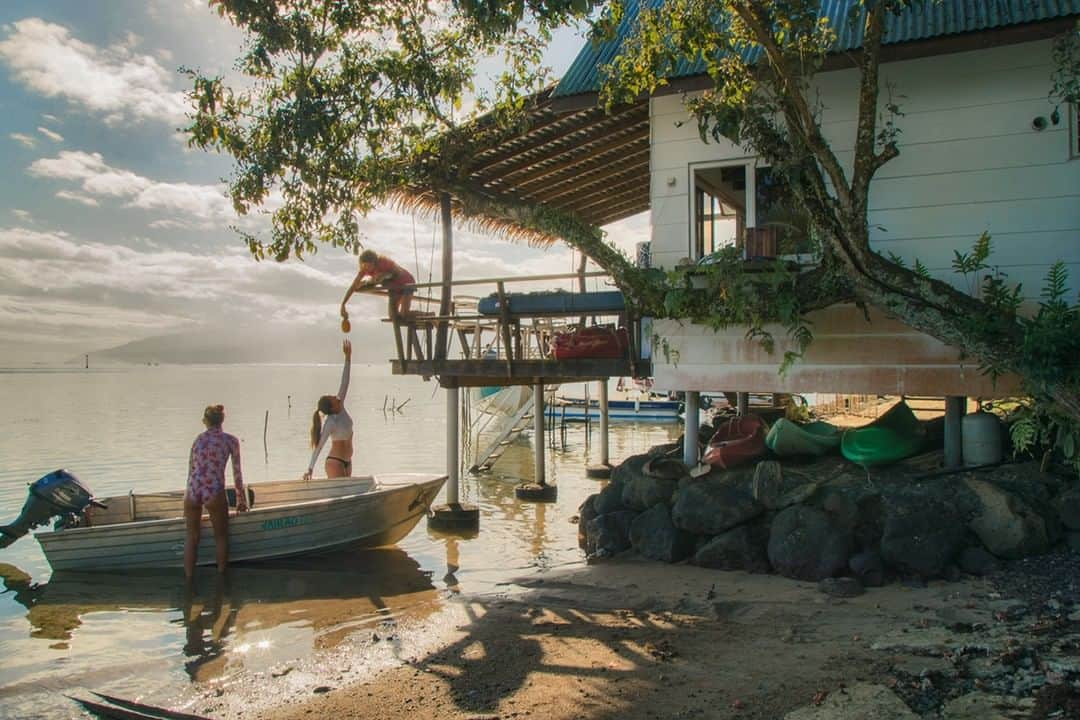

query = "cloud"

[
  {"left": 9, "top": 132, "right": 35, "bottom": 148},
  {"left": 0, "top": 18, "right": 188, "bottom": 125},
  {"left": 29, "top": 150, "right": 233, "bottom": 223},
  {"left": 41, "top": 113, "right": 60, "bottom": 124},
  {"left": 55, "top": 190, "right": 99, "bottom": 207},
  {"left": 11, "top": 209, "right": 32, "bottom": 222},
  {"left": 37, "top": 126, "right": 63, "bottom": 142}
]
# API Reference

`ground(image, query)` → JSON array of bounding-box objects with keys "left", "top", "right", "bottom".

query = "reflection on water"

[
  {"left": 0, "top": 366, "right": 679, "bottom": 718},
  {"left": 3, "top": 549, "right": 436, "bottom": 684}
]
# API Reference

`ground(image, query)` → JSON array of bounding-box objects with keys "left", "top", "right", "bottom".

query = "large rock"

[
  {"left": 880, "top": 498, "right": 965, "bottom": 578},
  {"left": 751, "top": 461, "right": 784, "bottom": 509},
  {"left": 671, "top": 477, "right": 763, "bottom": 535},
  {"left": 849, "top": 550, "right": 885, "bottom": 587},
  {"left": 621, "top": 456, "right": 688, "bottom": 511},
  {"left": 784, "top": 683, "right": 917, "bottom": 719},
  {"left": 751, "top": 460, "right": 822, "bottom": 510},
  {"left": 966, "top": 478, "right": 1051, "bottom": 559},
  {"left": 577, "top": 494, "right": 599, "bottom": 549},
  {"left": 693, "top": 523, "right": 771, "bottom": 573},
  {"left": 768, "top": 506, "right": 852, "bottom": 581},
  {"left": 593, "top": 479, "right": 627, "bottom": 516},
  {"left": 958, "top": 546, "right": 1000, "bottom": 576},
  {"left": 584, "top": 511, "right": 638, "bottom": 557},
  {"left": 629, "top": 504, "right": 695, "bottom": 563},
  {"left": 1059, "top": 487, "right": 1080, "bottom": 531}
]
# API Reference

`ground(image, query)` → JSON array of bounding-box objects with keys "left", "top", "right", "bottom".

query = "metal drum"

[{"left": 962, "top": 411, "right": 1003, "bottom": 466}]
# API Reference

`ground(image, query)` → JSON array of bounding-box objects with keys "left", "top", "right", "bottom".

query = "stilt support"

[
  {"left": 944, "top": 395, "right": 966, "bottom": 470},
  {"left": 586, "top": 379, "right": 612, "bottom": 479},
  {"left": 429, "top": 384, "right": 479, "bottom": 532},
  {"left": 737, "top": 392, "right": 749, "bottom": 416},
  {"left": 517, "top": 380, "right": 557, "bottom": 502},
  {"left": 683, "top": 390, "right": 700, "bottom": 468}
]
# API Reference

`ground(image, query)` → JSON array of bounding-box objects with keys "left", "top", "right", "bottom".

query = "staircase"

[{"left": 470, "top": 392, "right": 535, "bottom": 473}]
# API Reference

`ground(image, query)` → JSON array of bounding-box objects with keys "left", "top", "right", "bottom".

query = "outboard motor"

[{"left": 0, "top": 470, "right": 97, "bottom": 548}]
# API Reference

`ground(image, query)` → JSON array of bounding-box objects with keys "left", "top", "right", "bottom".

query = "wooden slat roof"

[{"left": 395, "top": 90, "right": 649, "bottom": 244}]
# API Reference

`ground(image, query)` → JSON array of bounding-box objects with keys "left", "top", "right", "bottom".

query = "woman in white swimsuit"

[{"left": 305, "top": 340, "right": 354, "bottom": 480}]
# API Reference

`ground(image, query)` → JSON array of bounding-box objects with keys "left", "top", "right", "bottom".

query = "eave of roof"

[{"left": 554, "top": 0, "right": 1080, "bottom": 100}]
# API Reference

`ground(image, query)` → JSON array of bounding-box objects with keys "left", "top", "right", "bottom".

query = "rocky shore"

[{"left": 579, "top": 425, "right": 1078, "bottom": 593}]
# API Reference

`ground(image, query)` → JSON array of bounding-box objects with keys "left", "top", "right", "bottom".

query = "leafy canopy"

[{"left": 186, "top": 0, "right": 599, "bottom": 261}]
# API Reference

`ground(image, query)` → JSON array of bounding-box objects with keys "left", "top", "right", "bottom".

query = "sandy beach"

[{"left": 255, "top": 553, "right": 1080, "bottom": 720}]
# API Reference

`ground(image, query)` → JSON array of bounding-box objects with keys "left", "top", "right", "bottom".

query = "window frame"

[{"left": 687, "top": 158, "right": 756, "bottom": 262}]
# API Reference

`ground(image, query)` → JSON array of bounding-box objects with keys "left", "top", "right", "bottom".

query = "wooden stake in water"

[{"left": 263, "top": 410, "right": 269, "bottom": 464}]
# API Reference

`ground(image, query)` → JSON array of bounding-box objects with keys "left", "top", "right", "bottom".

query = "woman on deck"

[
  {"left": 305, "top": 340, "right": 354, "bottom": 481},
  {"left": 185, "top": 404, "right": 246, "bottom": 581},
  {"left": 340, "top": 249, "right": 416, "bottom": 324}
]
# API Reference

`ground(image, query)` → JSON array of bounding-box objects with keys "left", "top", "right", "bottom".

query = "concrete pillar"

[
  {"left": 684, "top": 391, "right": 700, "bottom": 467},
  {"left": 945, "top": 395, "right": 966, "bottom": 469},
  {"left": 737, "top": 392, "right": 749, "bottom": 416},
  {"left": 446, "top": 385, "right": 459, "bottom": 504},
  {"left": 428, "top": 383, "right": 479, "bottom": 531},
  {"left": 534, "top": 381, "right": 546, "bottom": 486},
  {"left": 598, "top": 380, "right": 610, "bottom": 466}
]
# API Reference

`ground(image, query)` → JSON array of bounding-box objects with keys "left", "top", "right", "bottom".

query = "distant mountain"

[{"left": 87, "top": 320, "right": 394, "bottom": 365}]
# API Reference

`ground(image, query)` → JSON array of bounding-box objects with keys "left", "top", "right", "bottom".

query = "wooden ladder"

[{"left": 470, "top": 392, "right": 536, "bottom": 473}]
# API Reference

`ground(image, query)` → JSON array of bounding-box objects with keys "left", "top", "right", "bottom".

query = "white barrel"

[{"left": 962, "top": 411, "right": 1002, "bottom": 466}]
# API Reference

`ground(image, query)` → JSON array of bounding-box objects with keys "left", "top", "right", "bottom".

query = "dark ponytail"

[
  {"left": 310, "top": 395, "right": 336, "bottom": 447},
  {"left": 310, "top": 410, "right": 322, "bottom": 448}
]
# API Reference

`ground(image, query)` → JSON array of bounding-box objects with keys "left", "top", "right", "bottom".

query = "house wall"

[{"left": 648, "top": 38, "right": 1078, "bottom": 396}]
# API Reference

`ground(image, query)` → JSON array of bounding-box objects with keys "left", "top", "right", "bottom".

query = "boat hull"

[
  {"left": 35, "top": 474, "right": 446, "bottom": 572},
  {"left": 545, "top": 399, "right": 681, "bottom": 421}
]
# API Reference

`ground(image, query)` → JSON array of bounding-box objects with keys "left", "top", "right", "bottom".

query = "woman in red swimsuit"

[
  {"left": 340, "top": 249, "right": 416, "bottom": 323},
  {"left": 184, "top": 404, "right": 246, "bottom": 581}
]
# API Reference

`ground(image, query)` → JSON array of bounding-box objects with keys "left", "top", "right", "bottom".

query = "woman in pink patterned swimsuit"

[{"left": 184, "top": 404, "right": 246, "bottom": 580}]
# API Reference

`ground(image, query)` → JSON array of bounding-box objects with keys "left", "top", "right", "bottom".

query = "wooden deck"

[{"left": 376, "top": 271, "right": 649, "bottom": 386}]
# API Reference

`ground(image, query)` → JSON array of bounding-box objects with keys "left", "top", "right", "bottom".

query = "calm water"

[{"left": 0, "top": 364, "right": 678, "bottom": 718}]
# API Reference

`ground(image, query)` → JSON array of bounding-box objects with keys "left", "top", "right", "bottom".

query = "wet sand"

[{"left": 250, "top": 556, "right": 1078, "bottom": 720}]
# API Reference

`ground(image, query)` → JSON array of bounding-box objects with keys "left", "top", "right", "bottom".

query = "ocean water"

[{"left": 0, "top": 364, "right": 679, "bottom": 718}]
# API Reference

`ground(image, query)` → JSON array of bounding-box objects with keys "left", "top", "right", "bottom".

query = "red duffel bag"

[{"left": 550, "top": 326, "right": 628, "bottom": 360}]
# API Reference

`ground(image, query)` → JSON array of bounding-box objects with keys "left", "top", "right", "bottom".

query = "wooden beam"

[
  {"left": 472, "top": 105, "right": 648, "bottom": 182},
  {"left": 525, "top": 147, "right": 650, "bottom": 204},
  {"left": 561, "top": 175, "right": 649, "bottom": 215},
  {"left": 489, "top": 124, "right": 648, "bottom": 190},
  {"left": 436, "top": 192, "right": 453, "bottom": 360}
]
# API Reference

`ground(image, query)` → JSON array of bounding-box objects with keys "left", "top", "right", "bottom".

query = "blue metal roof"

[{"left": 554, "top": 0, "right": 1079, "bottom": 98}]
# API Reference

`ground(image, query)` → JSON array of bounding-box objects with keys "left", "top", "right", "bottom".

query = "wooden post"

[
  {"left": 737, "top": 392, "right": 749, "bottom": 416},
  {"left": 684, "top": 391, "right": 700, "bottom": 467},
  {"left": 435, "top": 192, "right": 453, "bottom": 361},
  {"left": 945, "top": 395, "right": 966, "bottom": 469}
]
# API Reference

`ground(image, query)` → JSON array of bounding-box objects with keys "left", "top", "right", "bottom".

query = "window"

[
  {"left": 692, "top": 164, "right": 746, "bottom": 260},
  {"left": 690, "top": 162, "right": 814, "bottom": 261}
]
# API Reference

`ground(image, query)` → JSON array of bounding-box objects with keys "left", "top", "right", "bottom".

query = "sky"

[{"left": 0, "top": 1, "right": 648, "bottom": 366}]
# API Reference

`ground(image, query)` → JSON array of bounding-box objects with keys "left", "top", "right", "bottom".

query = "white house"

[{"left": 551, "top": 1, "right": 1079, "bottom": 400}]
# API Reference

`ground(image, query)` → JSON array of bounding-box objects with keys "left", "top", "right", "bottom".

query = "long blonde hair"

[{"left": 310, "top": 395, "right": 336, "bottom": 447}]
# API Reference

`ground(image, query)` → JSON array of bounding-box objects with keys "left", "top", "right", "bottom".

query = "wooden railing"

[{"left": 379, "top": 271, "right": 644, "bottom": 380}]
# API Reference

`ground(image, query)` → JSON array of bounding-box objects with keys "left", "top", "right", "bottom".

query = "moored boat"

[
  {"left": 765, "top": 419, "right": 842, "bottom": 457},
  {"left": 4, "top": 472, "right": 446, "bottom": 572},
  {"left": 702, "top": 415, "right": 768, "bottom": 469},
  {"left": 841, "top": 401, "right": 925, "bottom": 467}
]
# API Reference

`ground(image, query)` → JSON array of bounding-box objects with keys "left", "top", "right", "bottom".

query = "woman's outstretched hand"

[
  {"left": 303, "top": 470, "right": 312, "bottom": 482},
  {"left": 343, "top": 339, "right": 352, "bottom": 359}
]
